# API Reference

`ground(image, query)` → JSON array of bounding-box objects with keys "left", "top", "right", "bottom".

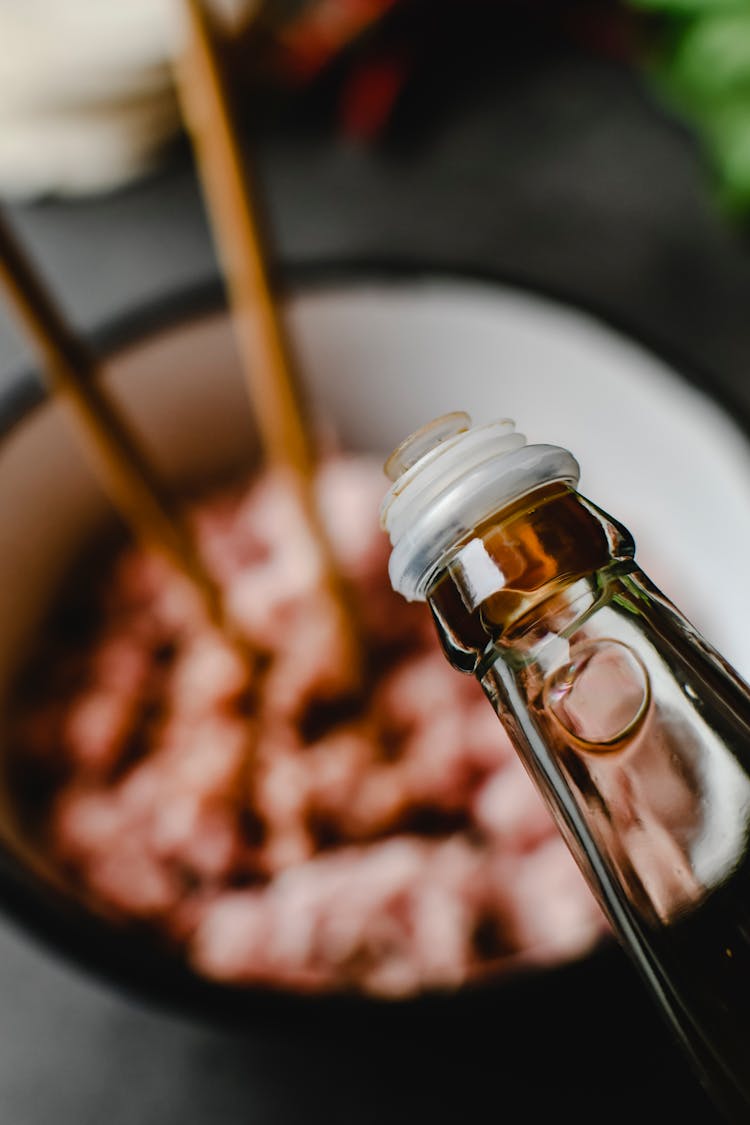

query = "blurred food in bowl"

[
  {"left": 5, "top": 272, "right": 745, "bottom": 1011},
  {"left": 9, "top": 454, "right": 606, "bottom": 998}
]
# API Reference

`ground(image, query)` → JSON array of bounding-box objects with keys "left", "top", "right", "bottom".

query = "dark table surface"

[{"left": 0, "top": 27, "right": 746, "bottom": 1125}]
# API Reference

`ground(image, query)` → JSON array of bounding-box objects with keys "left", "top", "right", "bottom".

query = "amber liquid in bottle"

[{"left": 428, "top": 483, "right": 750, "bottom": 1123}]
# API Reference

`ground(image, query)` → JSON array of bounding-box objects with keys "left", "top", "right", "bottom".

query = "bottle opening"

[
  {"left": 384, "top": 412, "right": 472, "bottom": 482},
  {"left": 380, "top": 414, "right": 580, "bottom": 602}
]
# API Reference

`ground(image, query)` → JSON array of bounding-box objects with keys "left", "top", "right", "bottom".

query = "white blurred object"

[{"left": 0, "top": 0, "right": 257, "bottom": 198}]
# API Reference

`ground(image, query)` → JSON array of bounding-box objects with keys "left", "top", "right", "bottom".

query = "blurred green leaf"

[
  {"left": 626, "top": 0, "right": 750, "bottom": 214},
  {"left": 703, "top": 97, "right": 750, "bottom": 208},
  {"left": 670, "top": 12, "right": 750, "bottom": 99},
  {"left": 629, "top": 0, "right": 749, "bottom": 13}
]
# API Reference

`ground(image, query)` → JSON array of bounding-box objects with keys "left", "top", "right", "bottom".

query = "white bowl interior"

[{"left": 1, "top": 276, "right": 749, "bottom": 870}]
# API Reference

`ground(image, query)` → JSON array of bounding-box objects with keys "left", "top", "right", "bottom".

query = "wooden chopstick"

[
  {"left": 176, "top": 0, "right": 313, "bottom": 477},
  {"left": 0, "top": 207, "right": 228, "bottom": 632},
  {"left": 175, "top": 0, "right": 362, "bottom": 672}
]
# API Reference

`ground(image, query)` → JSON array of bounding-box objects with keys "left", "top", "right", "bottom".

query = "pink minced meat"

[{"left": 13, "top": 456, "right": 606, "bottom": 997}]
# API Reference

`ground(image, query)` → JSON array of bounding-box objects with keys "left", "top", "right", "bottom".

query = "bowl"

[{"left": 0, "top": 266, "right": 748, "bottom": 1062}]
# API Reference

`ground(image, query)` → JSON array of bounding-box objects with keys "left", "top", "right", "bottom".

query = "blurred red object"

[
  {"left": 236, "top": 0, "right": 637, "bottom": 139},
  {"left": 276, "top": 0, "right": 401, "bottom": 83}
]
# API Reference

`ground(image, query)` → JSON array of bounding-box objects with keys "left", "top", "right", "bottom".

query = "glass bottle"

[{"left": 380, "top": 412, "right": 750, "bottom": 1123}]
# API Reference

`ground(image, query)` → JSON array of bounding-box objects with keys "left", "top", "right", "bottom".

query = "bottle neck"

[{"left": 426, "top": 484, "right": 635, "bottom": 674}]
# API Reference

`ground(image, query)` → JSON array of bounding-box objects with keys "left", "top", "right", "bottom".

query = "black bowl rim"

[
  {"left": 3, "top": 256, "right": 750, "bottom": 443},
  {"left": 0, "top": 256, "right": 747, "bottom": 1034}
]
